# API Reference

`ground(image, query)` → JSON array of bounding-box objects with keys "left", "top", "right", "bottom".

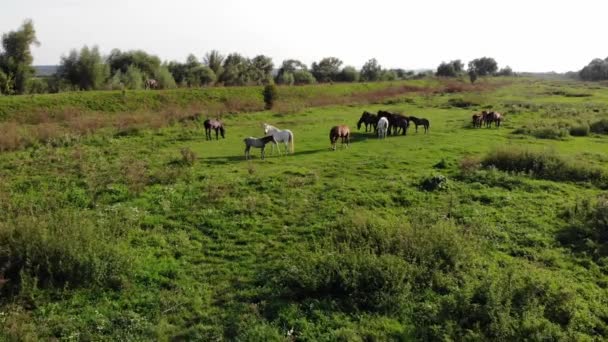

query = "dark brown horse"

[
  {"left": 204, "top": 119, "right": 225, "bottom": 140},
  {"left": 357, "top": 111, "right": 378, "bottom": 132},
  {"left": 472, "top": 113, "right": 483, "bottom": 128},
  {"left": 487, "top": 111, "right": 503, "bottom": 128},
  {"left": 330, "top": 125, "right": 350, "bottom": 150},
  {"left": 408, "top": 116, "right": 430, "bottom": 133}
]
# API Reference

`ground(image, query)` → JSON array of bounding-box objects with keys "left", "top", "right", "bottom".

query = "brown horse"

[
  {"left": 330, "top": 125, "right": 350, "bottom": 150},
  {"left": 204, "top": 119, "right": 225, "bottom": 140},
  {"left": 144, "top": 79, "right": 158, "bottom": 90},
  {"left": 472, "top": 113, "right": 483, "bottom": 128},
  {"left": 488, "top": 111, "right": 503, "bottom": 128}
]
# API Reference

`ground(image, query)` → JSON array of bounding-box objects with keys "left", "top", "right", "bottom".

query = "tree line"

[{"left": 435, "top": 58, "right": 514, "bottom": 82}]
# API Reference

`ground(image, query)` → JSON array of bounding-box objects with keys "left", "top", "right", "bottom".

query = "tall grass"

[{"left": 482, "top": 148, "right": 606, "bottom": 187}]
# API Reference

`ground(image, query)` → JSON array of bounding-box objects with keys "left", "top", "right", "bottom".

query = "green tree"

[
  {"left": 263, "top": 84, "right": 278, "bottom": 109},
  {"left": 311, "top": 57, "right": 343, "bottom": 82},
  {"left": 292, "top": 69, "right": 316, "bottom": 84},
  {"left": 467, "top": 57, "right": 498, "bottom": 77},
  {"left": 276, "top": 59, "right": 308, "bottom": 84},
  {"left": 107, "top": 49, "right": 161, "bottom": 80},
  {"left": 360, "top": 58, "right": 382, "bottom": 82},
  {"left": 249, "top": 55, "right": 274, "bottom": 84},
  {"left": 219, "top": 53, "right": 250, "bottom": 86},
  {"left": 339, "top": 66, "right": 359, "bottom": 82},
  {"left": 203, "top": 50, "right": 225, "bottom": 78},
  {"left": 124, "top": 65, "right": 144, "bottom": 89},
  {"left": 57, "top": 46, "right": 109, "bottom": 90},
  {"left": 154, "top": 65, "right": 177, "bottom": 89},
  {"left": 579, "top": 58, "right": 608, "bottom": 81},
  {"left": 0, "top": 19, "right": 39, "bottom": 94},
  {"left": 436, "top": 60, "right": 464, "bottom": 77}
]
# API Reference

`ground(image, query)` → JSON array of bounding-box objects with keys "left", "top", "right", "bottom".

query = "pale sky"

[{"left": 1, "top": 0, "right": 607, "bottom": 72}]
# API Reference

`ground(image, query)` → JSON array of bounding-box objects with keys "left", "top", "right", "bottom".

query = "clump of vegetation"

[
  {"left": 0, "top": 211, "right": 130, "bottom": 296},
  {"left": 482, "top": 148, "right": 606, "bottom": 187},
  {"left": 180, "top": 147, "right": 197, "bottom": 166},
  {"left": 262, "top": 84, "right": 278, "bottom": 109},
  {"left": 569, "top": 123, "right": 590, "bottom": 136},
  {"left": 419, "top": 174, "right": 449, "bottom": 191},
  {"left": 559, "top": 195, "right": 608, "bottom": 260},
  {"left": 590, "top": 119, "right": 608, "bottom": 134},
  {"left": 513, "top": 123, "right": 570, "bottom": 140},
  {"left": 447, "top": 97, "right": 478, "bottom": 108}
]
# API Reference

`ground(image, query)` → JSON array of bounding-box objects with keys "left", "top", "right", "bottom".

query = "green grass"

[{"left": 1, "top": 77, "right": 608, "bottom": 340}]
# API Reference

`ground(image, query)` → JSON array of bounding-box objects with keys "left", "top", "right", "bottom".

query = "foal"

[
  {"left": 330, "top": 125, "right": 350, "bottom": 150},
  {"left": 244, "top": 135, "right": 276, "bottom": 160}
]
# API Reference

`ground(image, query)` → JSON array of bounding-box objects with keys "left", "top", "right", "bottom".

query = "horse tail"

[{"left": 289, "top": 131, "right": 295, "bottom": 153}]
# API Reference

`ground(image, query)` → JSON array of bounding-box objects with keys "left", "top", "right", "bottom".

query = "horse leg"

[
  {"left": 215, "top": 128, "right": 219, "bottom": 140},
  {"left": 245, "top": 146, "right": 250, "bottom": 160},
  {"left": 261, "top": 147, "right": 265, "bottom": 160}
]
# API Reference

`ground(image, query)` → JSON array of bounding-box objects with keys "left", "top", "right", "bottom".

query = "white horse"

[
  {"left": 377, "top": 117, "right": 389, "bottom": 139},
  {"left": 263, "top": 123, "right": 295, "bottom": 155}
]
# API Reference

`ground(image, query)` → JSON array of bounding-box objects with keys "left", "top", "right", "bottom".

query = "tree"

[
  {"left": 154, "top": 65, "right": 177, "bottom": 89},
  {"left": 107, "top": 49, "right": 161, "bottom": 80},
  {"left": 0, "top": 19, "right": 39, "bottom": 94},
  {"left": 360, "top": 58, "right": 382, "bottom": 82},
  {"left": 203, "top": 50, "right": 224, "bottom": 78},
  {"left": 219, "top": 53, "right": 250, "bottom": 86},
  {"left": 467, "top": 57, "right": 498, "bottom": 77},
  {"left": 579, "top": 58, "right": 608, "bottom": 81},
  {"left": 339, "top": 66, "right": 359, "bottom": 82},
  {"left": 249, "top": 55, "right": 274, "bottom": 84},
  {"left": 468, "top": 69, "right": 478, "bottom": 84},
  {"left": 292, "top": 69, "right": 316, "bottom": 84},
  {"left": 436, "top": 60, "right": 464, "bottom": 77},
  {"left": 311, "top": 57, "right": 343, "bottom": 82},
  {"left": 57, "top": 46, "right": 109, "bottom": 90},
  {"left": 275, "top": 59, "right": 314, "bottom": 85},
  {"left": 496, "top": 66, "right": 514, "bottom": 77}
]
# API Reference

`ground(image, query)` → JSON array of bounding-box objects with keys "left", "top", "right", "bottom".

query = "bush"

[
  {"left": 0, "top": 210, "right": 130, "bottom": 296},
  {"left": 590, "top": 119, "right": 608, "bottom": 134},
  {"left": 292, "top": 70, "right": 316, "bottom": 85},
  {"left": 419, "top": 174, "right": 449, "bottom": 191},
  {"left": 263, "top": 84, "right": 278, "bottom": 109},
  {"left": 482, "top": 148, "right": 606, "bottom": 186},
  {"left": 569, "top": 123, "right": 590, "bottom": 136},
  {"left": 513, "top": 124, "right": 570, "bottom": 140},
  {"left": 558, "top": 195, "right": 608, "bottom": 259}
]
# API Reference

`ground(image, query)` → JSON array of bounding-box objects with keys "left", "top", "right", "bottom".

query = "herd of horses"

[
  {"left": 201, "top": 108, "right": 501, "bottom": 159},
  {"left": 472, "top": 110, "right": 503, "bottom": 128}
]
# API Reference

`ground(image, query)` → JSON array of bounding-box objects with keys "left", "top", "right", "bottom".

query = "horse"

[
  {"left": 472, "top": 113, "right": 483, "bottom": 128},
  {"left": 204, "top": 119, "right": 225, "bottom": 140},
  {"left": 481, "top": 111, "right": 492, "bottom": 128},
  {"left": 488, "top": 111, "right": 503, "bottom": 128},
  {"left": 144, "top": 79, "right": 158, "bottom": 90},
  {"left": 263, "top": 123, "right": 295, "bottom": 155},
  {"left": 377, "top": 110, "right": 395, "bottom": 135},
  {"left": 377, "top": 117, "right": 389, "bottom": 139},
  {"left": 408, "top": 116, "right": 430, "bottom": 133},
  {"left": 393, "top": 115, "right": 409, "bottom": 135},
  {"left": 244, "top": 135, "right": 276, "bottom": 160},
  {"left": 357, "top": 111, "right": 378, "bottom": 132},
  {"left": 329, "top": 125, "right": 350, "bottom": 150}
]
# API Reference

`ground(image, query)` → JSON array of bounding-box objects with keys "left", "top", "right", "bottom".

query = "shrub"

[
  {"left": 569, "top": 123, "right": 590, "bottom": 136},
  {"left": 180, "top": 147, "right": 197, "bottom": 166},
  {"left": 590, "top": 119, "right": 608, "bottom": 134},
  {"left": 558, "top": 195, "right": 608, "bottom": 259},
  {"left": 292, "top": 69, "right": 316, "bottom": 84},
  {"left": 482, "top": 148, "right": 606, "bottom": 186},
  {"left": 420, "top": 174, "right": 449, "bottom": 191},
  {"left": 0, "top": 210, "right": 130, "bottom": 296},
  {"left": 513, "top": 124, "right": 570, "bottom": 140},
  {"left": 262, "top": 84, "right": 278, "bottom": 109}
]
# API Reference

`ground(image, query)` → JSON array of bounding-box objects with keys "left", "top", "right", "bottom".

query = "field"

[{"left": 1, "top": 78, "right": 608, "bottom": 340}]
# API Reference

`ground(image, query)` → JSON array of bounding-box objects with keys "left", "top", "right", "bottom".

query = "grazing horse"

[
  {"left": 204, "top": 119, "right": 225, "bottom": 140},
  {"left": 329, "top": 125, "right": 350, "bottom": 150},
  {"left": 392, "top": 114, "right": 409, "bottom": 135},
  {"left": 481, "top": 111, "right": 493, "bottom": 128},
  {"left": 488, "top": 111, "right": 503, "bottom": 128},
  {"left": 144, "top": 79, "right": 158, "bottom": 89},
  {"left": 472, "top": 113, "right": 483, "bottom": 128},
  {"left": 377, "top": 117, "right": 389, "bottom": 139},
  {"left": 263, "top": 123, "right": 295, "bottom": 155},
  {"left": 357, "top": 111, "right": 378, "bottom": 132},
  {"left": 244, "top": 135, "right": 276, "bottom": 160},
  {"left": 408, "top": 116, "right": 430, "bottom": 133}
]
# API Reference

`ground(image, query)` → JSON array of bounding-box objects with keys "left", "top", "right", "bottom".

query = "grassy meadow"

[{"left": 1, "top": 78, "right": 608, "bottom": 340}]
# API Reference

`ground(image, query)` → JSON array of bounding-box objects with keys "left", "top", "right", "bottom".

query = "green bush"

[
  {"left": 590, "top": 119, "right": 608, "bottom": 134},
  {"left": 482, "top": 148, "right": 606, "bottom": 187},
  {"left": 420, "top": 174, "right": 449, "bottom": 191},
  {"left": 263, "top": 84, "right": 278, "bottom": 109},
  {"left": 513, "top": 124, "right": 570, "bottom": 139},
  {"left": 569, "top": 123, "right": 590, "bottom": 136},
  {"left": 0, "top": 210, "right": 130, "bottom": 295},
  {"left": 558, "top": 195, "right": 608, "bottom": 259}
]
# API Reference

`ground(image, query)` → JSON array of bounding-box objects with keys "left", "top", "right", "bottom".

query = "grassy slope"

[{"left": 1, "top": 78, "right": 608, "bottom": 340}]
